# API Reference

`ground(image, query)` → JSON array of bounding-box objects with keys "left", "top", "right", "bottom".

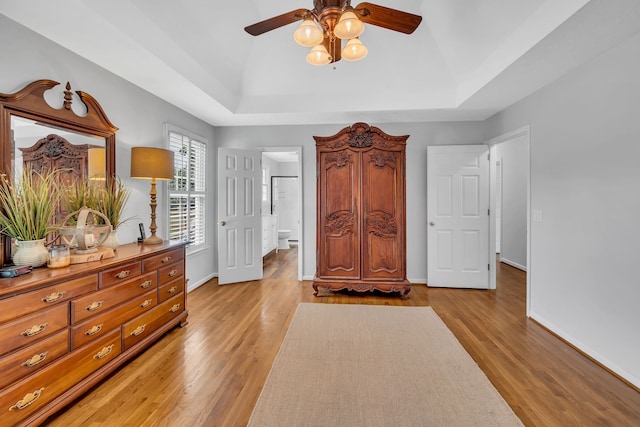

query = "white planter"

[
  {"left": 13, "top": 239, "right": 48, "bottom": 267},
  {"left": 101, "top": 228, "right": 120, "bottom": 250}
]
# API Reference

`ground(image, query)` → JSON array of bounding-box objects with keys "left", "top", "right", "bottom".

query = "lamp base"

[{"left": 143, "top": 235, "right": 163, "bottom": 245}]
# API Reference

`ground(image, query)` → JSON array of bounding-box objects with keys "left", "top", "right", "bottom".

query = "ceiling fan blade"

[
  {"left": 245, "top": 8, "right": 310, "bottom": 36},
  {"left": 355, "top": 2, "right": 422, "bottom": 34}
]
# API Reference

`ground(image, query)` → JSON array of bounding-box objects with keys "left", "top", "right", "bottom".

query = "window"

[{"left": 166, "top": 125, "right": 207, "bottom": 249}]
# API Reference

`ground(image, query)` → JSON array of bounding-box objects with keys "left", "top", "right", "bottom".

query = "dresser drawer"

[
  {"left": 100, "top": 261, "right": 142, "bottom": 288},
  {"left": 0, "top": 304, "right": 68, "bottom": 357},
  {"left": 0, "top": 329, "right": 120, "bottom": 426},
  {"left": 142, "top": 247, "right": 184, "bottom": 273},
  {"left": 71, "top": 271, "right": 157, "bottom": 324},
  {"left": 158, "top": 277, "right": 185, "bottom": 303},
  {"left": 122, "top": 293, "right": 184, "bottom": 351},
  {"left": 0, "top": 274, "right": 97, "bottom": 324},
  {"left": 71, "top": 289, "right": 157, "bottom": 349},
  {"left": 158, "top": 261, "right": 184, "bottom": 286},
  {"left": 0, "top": 329, "right": 69, "bottom": 390}
]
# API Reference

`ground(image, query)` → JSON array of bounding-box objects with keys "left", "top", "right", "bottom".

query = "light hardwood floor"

[{"left": 44, "top": 247, "right": 640, "bottom": 426}]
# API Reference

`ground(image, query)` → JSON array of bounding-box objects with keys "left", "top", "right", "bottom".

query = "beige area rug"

[{"left": 248, "top": 303, "right": 523, "bottom": 427}]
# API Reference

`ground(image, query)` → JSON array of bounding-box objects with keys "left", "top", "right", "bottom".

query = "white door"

[
  {"left": 427, "top": 145, "right": 490, "bottom": 288},
  {"left": 217, "top": 148, "right": 262, "bottom": 285}
]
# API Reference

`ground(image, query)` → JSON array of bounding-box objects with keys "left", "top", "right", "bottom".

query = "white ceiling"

[{"left": 2, "top": 0, "right": 640, "bottom": 126}]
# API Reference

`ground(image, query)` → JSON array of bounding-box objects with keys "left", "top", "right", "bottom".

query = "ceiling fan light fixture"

[
  {"left": 334, "top": 10, "right": 364, "bottom": 40},
  {"left": 341, "top": 37, "right": 368, "bottom": 61},
  {"left": 306, "top": 44, "right": 332, "bottom": 66},
  {"left": 294, "top": 19, "right": 324, "bottom": 47}
]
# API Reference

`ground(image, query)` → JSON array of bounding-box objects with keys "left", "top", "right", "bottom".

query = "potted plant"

[
  {"left": 94, "top": 177, "right": 132, "bottom": 249},
  {"left": 61, "top": 176, "right": 131, "bottom": 250},
  {"left": 0, "top": 168, "right": 61, "bottom": 267}
]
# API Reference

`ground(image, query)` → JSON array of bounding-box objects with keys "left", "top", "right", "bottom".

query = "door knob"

[
  {"left": 429, "top": 221, "right": 435, "bottom": 226},
  {"left": 219, "top": 221, "right": 226, "bottom": 226}
]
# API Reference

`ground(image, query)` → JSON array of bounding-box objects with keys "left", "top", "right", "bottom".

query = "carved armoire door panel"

[
  {"left": 362, "top": 148, "right": 404, "bottom": 279},
  {"left": 317, "top": 148, "right": 360, "bottom": 279}
]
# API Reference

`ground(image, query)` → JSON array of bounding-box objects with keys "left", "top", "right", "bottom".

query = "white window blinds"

[{"left": 167, "top": 127, "right": 207, "bottom": 248}]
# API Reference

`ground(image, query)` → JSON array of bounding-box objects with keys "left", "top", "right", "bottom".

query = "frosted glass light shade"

[
  {"left": 342, "top": 38, "right": 368, "bottom": 61},
  {"left": 306, "top": 45, "right": 332, "bottom": 66},
  {"left": 334, "top": 11, "right": 364, "bottom": 40},
  {"left": 294, "top": 19, "right": 323, "bottom": 47}
]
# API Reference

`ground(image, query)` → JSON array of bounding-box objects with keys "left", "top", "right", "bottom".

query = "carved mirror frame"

[{"left": 0, "top": 79, "right": 118, "bottom": 267}]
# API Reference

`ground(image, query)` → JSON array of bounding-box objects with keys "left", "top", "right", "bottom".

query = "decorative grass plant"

[
  {"left": 0, "top": 168, "right": 61, "bottom": 241},
  {"left": 61, "top": 177, "right": 100, "bottom": 224},
  {"left": 62, "top": 176, "right": 131, "bottom": 230},
  {"left": 95, "top": 177, "right": 132, "bottom": 230}
]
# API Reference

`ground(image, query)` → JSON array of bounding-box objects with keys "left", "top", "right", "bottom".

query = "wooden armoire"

[{"left": 313, "top": 123, "right": 410, "bottom": 297}]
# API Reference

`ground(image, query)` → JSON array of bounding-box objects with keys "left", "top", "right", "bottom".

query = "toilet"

[{"left": 277, "top": 230, "right": 291, "bottom": 250}]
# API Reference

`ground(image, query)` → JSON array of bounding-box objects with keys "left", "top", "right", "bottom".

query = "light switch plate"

[{"left": 532, "top": 210, "right": 543, "bottom": 222}]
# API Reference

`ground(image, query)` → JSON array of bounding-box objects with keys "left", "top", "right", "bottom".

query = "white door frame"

[
  {"left": 486, "top": 125, "right": 531, "bottom": 315},
  {"left": 260, "top": 146, "right": 303, "bottom": 281}
]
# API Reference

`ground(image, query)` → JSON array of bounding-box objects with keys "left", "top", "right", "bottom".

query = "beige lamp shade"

[
  {"left": 130, "top": 147, "right": 174, "bottom": 180},
  {"left": 294, "top": 19, "right": 323, "bottom": 47},
  {"left": 87, "top": 147, "right": 106, "bottom": 180},
  {"left": 342, "top": 37, "right": 368, "bottom": 61},
  {"left": 306, "top": 44, "right": 332, "bottom": 66},
  {"left": 334, "top": 11, "right": 364, "bottom": 40}
]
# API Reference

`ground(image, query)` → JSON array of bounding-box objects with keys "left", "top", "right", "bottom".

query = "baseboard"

[
  {"left": 529, "top": 311, "right": 640, "bottom": 391},
  {"left": 408, "top": 278, "right": 427, "bottom": 285},
  {"left": 500, "top": 258, "right": 527, "bottom": 271},
  {"left": 187, "top": 273, "right": 217, "bottom": 293}
]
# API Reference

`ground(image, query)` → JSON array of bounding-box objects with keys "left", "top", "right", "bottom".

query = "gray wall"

[
  {"left": 486, "top": 31, "right": 640, "bottom": 387},
  {"left": 0, "top": 15, "right": 217, "bottom": 291}
]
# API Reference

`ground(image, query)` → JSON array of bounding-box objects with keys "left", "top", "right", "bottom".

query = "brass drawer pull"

[
  {"left": 140, "top": 299, "right": 153, "bottom": 308},
  {"left": 86, "top": 300, "right": 104, "bottom": 312},
  {"left": 94, "top": 344, "right": 114, "bottom": 360},
  {"left": 167, "top": 286, "right": 178, "bottom": 294},
  {"left": 161, "top": 256, "right": 171, "bottom": 264},
  {"left": 115, "top": 270, "right": 130, "bottom": 279},
  {"left": 22, "top": 323, "right": 48, "bottom": 337},
  {"left": 168, "top": 269, "right": 178, "bottom": 277},
  {"left": 170, "top": 303, "right": 181, "bottom": 313},
  {"left": 131, "top": 325, "right": 146, "bottom": 337},
  {"left": 140, "top": 280, "right": 152, "bottom": 289},
  {"left": 85, "top": 324, "right": 103, "bottom": 336},
  {"left": 9, "top": 388, "right": 45, "bottom": 411},
  {"left": 41, "top": 291, "right": 65, "bottom": 303},
  {"left": 23, "top": 352, "right": 48, "bottom": 368}
]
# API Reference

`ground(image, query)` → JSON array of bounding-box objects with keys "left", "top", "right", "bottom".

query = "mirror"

[
  {"left": 12, "top": 116, "right": 106, "bottom": 184},
  {"left": 0, "top": 80, "right": 118, "bottom": 266}
]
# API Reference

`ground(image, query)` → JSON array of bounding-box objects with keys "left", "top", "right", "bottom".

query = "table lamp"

[
  {"left": 130, "top": 147, "right": 174, "bottom": 244},
  {"left": 87, "top": 147, "right": 106, "bottom": 181}
]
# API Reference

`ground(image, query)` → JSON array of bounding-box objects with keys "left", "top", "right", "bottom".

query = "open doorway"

[
  {"left": 261, "top": 148, "right": 303, "bottom": 281},
  {"left": 488, "top": 126, "right": 530, "bottom": 313}
]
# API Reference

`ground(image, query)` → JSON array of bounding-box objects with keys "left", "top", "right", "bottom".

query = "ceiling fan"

[{"left": 244, "top": 0, "right": 422, "bottom": 65}]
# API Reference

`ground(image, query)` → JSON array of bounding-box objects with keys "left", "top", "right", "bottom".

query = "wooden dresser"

[
  {"left": 0, "top": 241, "right": 188, "bottom": 426},
  {"left": 313, "top": 123, "right": 411, "bottom": 298}
]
